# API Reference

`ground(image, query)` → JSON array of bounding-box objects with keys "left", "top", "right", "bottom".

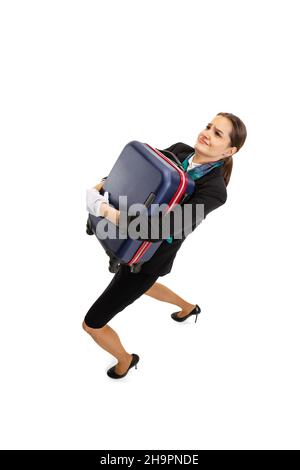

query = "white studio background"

[{"left": 0, "top": 0, "right": 299, "bottom": 451}]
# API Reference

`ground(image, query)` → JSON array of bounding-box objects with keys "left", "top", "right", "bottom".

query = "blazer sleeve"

[
  {"left": 120, "top": 181, "right": 227, "bottom": 242},
  {"left": 156, "top": 143, "right": 181, "bottom": 153}
]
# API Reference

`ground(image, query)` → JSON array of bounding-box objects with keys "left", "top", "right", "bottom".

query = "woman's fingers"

[{"left": 94, "top": 181, "right": 104, "bottom": 191}]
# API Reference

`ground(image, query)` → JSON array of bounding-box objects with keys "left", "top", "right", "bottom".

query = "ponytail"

[
  {"left": 222, "top": 156, "right": 233, "bottom": 187},
  {"left": 217, "top": 112, "right": 247, "bottom": 187}
]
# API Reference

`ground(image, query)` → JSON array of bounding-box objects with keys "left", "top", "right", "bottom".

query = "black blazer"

[{"left": 136, "top": 142, "right": 228, "bottom": 276}]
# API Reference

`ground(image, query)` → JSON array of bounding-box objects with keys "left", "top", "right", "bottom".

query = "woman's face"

[{"left": 194, "top": 115, "right": 237, "bottom": 163}]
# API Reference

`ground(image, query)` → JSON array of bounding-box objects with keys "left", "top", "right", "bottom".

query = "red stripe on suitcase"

[{"left": 127, "top": 144, "right": 188, "bottom": 266}]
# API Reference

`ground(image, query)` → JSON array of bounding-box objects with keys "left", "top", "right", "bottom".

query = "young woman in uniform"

[{"left": 83, "top": 112, "right": 247, "bottom": 379}]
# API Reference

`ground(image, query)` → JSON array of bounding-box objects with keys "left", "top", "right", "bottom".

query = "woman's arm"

[
  {"left": 89, "top": 177, "right": 119, "bottom": 224},
  {"left": 100, "top": 203, "right": 120, "bottom": 225},
  {"left": 119, "top": 182, "right": 227, "bottom": 242}
]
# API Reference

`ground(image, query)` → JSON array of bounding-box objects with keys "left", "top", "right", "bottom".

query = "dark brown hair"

[{"left": 217, "top": 112, "right": 247, "bottom": 186}]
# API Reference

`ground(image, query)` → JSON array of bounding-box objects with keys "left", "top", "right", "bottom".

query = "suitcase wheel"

[{"left": 86, "top": 218, "right": 94, "bottom": 235}]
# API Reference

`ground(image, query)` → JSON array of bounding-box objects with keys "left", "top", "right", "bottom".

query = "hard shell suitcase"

[{"left": 86, "top": 140, "right": 195, "bottom": 273}]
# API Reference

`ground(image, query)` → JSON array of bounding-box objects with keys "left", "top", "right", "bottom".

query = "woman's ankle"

[
  {"left": 181, "top": 302, "right": 197, "bottom": 313},
  {"left": 118, "top": 352, "right": 132, "bottom": 364}
]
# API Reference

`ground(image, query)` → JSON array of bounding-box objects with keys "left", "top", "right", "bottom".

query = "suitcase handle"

[
  {"left": 143, "top": 192, "right": 156, "bottom": 208},
  {"left": 160, "top": 150, "right": 185, "bottom": 171}
]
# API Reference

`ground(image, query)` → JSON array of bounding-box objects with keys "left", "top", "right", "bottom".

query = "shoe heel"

[{"left": 195, "top": 314, "right": 198, "bottom": 323}]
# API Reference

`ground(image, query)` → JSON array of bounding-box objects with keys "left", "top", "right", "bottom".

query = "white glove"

[{"left": 86, "top": 188, "right": 110, "bottom": 217}]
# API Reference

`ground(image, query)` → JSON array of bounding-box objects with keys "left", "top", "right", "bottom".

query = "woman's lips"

[{"left": 199, "top": 137, "right": 209, "bottom": 145}]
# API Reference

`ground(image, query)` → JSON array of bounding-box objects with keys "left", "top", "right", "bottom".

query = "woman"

[{"left": 83, "top": 112, "right": 247, "bottom": 379}]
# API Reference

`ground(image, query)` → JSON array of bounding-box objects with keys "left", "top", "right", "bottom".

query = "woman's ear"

[{"left": 223, "top": 147, "right": 237, "bottom": 158}]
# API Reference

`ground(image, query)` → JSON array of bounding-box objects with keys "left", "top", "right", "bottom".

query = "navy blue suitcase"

[{"left": 86, "top": 140, "right": 195, "bottom": 273}]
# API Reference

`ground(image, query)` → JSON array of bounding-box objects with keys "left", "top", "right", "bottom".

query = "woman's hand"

[
  {"left": 86, "top": 188, "right": 110, "bottom": 217},
  {"left": 93, "top": 179, "right": 106, "bottom": 192},
  {"left": 86, "top": 186, "right": 121, "bottom": 225}
]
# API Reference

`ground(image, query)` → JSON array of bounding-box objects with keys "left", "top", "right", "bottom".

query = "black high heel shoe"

[
  {"left": 171, "top": 304, "right": 201, "bottom": 323},
  {"left": 106, "top": 353, "right": 140, "bottom": 379}
]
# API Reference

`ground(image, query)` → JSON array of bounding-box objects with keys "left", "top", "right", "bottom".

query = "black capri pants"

[{"left": 84, "top": 265, "right": 161, "bottom": 329}]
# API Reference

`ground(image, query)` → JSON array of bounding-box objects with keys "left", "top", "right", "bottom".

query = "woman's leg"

[
  {"left": 83, "top": 266, "right": 160, "bottom": 374},
  {"left": 144, "top": 282, "right": 197, "bottom": 318},
  {"left": 82, "top": 321, "right": 132, "bottom": 375}
]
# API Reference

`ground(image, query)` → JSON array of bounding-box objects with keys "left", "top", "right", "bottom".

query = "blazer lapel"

[{"left": 158, "top": 142, "right": 225, "bottom": 186}]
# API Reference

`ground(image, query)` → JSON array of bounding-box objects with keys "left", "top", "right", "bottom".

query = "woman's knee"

[
  {"left": 82, "top": 319, "right": 107, "bottom": 332},
  {"left": 82, "top": 320, "right": 91, "bottom": 332},
  {"left": 145, "top": 281, "right": 160, "bottom": 295}
]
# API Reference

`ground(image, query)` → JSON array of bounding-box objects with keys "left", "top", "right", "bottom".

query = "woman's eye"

[{"left": 206, "top": 125, "right": 221, "bottom": 137}]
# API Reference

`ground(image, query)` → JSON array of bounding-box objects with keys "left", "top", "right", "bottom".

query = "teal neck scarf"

[
  {"left": 165, "top": 153, "right": 224, "bottom": 244},
  {"left": 181, "top": 152, "right": 224, "bottom": 179}
]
